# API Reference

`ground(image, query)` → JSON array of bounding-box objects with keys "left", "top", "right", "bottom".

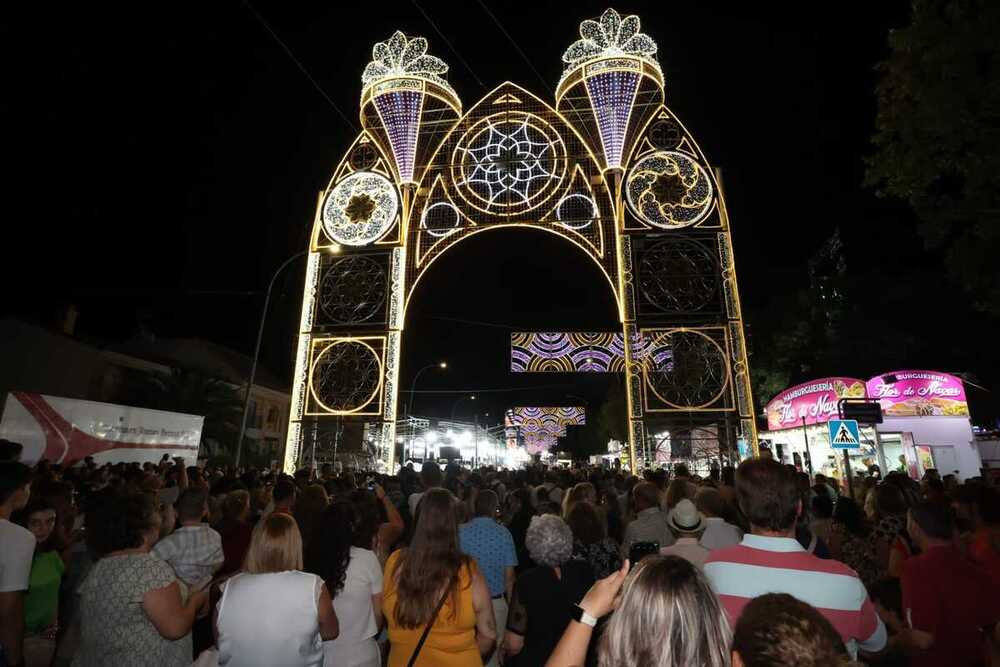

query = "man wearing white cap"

[{"left": 660, "top": 498, "right": 710, "bottom": 569}]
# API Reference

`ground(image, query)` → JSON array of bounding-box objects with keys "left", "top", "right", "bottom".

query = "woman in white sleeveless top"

[
  {"left": 305, "top": 498, "right": 384, "bottom": 667},
  {"left": 215, "top": 513, "right": 339, "bottom": 666}
]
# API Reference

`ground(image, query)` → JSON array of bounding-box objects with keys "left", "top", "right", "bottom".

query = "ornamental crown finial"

[
  {"left": 361, "top": 30, "right": 457, "bottom": 97},
  {"left": 560, "top": 8, "right": 659, "bottom": 81}
]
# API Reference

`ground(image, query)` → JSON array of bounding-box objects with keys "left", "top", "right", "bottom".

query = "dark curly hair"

[
  {"left": 347, "top": 489, "right": 380, "bottom": 550},
  {"left": 732, "top": 593, "right": 851, "bottom": 667},
  {"left": 304, "top": 500, "right": 357, "bottom": 596},
  {"left": 86, "top": 491, "right": 160, "bottom": 558}
]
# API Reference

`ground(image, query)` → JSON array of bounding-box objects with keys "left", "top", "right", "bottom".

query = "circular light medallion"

[
  {"left": 452, "top": 112, "right": 567, "bottom": 216},
  {"left": 556, "top": 194, "right": 596, "bottom": 230},
  {"left": 626, "top": 151, "right": 713, "bottom": 229},
  {"left": 647, "top": 119, "right": 682, "bottom": 150},
  {"left": 420, "top": 201, "right": 462, "bottom": 238},
  {"left": 310, "top": 339, "right": 382, "bottom": 413},
  {"left": 322, "top": 172, "right": 399, "bottom": 246},
  {"left": 319, "top": 256, "right": 387, "bottom": 324},
  {"left": 348, "top": 143, "right": 379, "bottom": 171},
  {"left": 644, "top": 330, "right": 729, "bottom": 409},
  {"left": 639, "top": 239, "right": 718, "bottom": 312}
]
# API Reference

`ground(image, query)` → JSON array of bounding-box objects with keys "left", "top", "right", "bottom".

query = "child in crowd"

[{"left": 153, "top": 488, "right": 223, "bottom": 591}]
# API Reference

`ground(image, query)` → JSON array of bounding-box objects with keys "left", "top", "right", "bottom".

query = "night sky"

[{"left": 9, "top": 1, "right": 1000, "bottom": 426}]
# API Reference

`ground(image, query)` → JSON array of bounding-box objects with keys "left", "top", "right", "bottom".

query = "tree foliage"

[
  {"left": 116, "top": 367, "right": 243, "bottom": 453},
  {"left": 564, "top": 381, "right": 628, "bottom": 459},
  {"left": 866, "top": 0, "right": 1000, "bottom": 314},
  {"left": 750, "top": 230, "right": 851, "bottom": 408}
]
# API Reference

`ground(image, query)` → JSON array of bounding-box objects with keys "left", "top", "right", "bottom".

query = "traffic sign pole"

[
  {"left": 829, "top": 417, "right": 862, "bottom": 499},
  {"left": 873, "top": 427, "right": 888, "bottom": 478},
  {"left": 842, "top": 449, "right": 853, "bottom": 499},
  {"left": 801, "top": 416, "right": 813, "bottom": 478}
]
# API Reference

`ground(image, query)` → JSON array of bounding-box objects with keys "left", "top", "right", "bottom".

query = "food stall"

[
  {"left": 867, "top": 370, "right": 980, "bottom": 480},
  {"left": 761, "top": 371, "right": 983, "bottom": 481},
  {"left": 761, "top": 377, "right": 878, "bottom": 485}
]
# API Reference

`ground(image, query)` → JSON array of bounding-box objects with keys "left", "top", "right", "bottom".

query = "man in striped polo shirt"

[{"left": 704, "top": 459, "right": 887, "bottom": 658}]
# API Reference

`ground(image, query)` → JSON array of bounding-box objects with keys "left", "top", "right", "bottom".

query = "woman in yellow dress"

[{"left": 383, "top": 488, "right": 496, "bottom": 667}]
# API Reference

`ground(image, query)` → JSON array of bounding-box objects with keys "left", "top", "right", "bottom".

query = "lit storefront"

[{"left": 761, "top": 371, "right": 982, "bottom": 482}]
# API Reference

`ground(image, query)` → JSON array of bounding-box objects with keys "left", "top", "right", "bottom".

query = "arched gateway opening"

[
  {"left": 400, "top": 225, "right": 622, "bottom": 463},
  {"left": 283, "top": 9, "right": 757, "bottom": 472}
]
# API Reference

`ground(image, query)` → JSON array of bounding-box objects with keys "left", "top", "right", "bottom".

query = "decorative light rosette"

[
  {"left": 626, "top": 151, "right": 714, "bottom": 228},
  {"left": 560, "top": 8, "right": 660, "bottom": 80},
  {"left": 452, "top": 112, "right": 567, "bottom": 216},
  {"left": 321, "top": 172, "right": 399, "bottom": 246},
  {"left": 361, "top": 31, "right": 457, "bottom": 98}
]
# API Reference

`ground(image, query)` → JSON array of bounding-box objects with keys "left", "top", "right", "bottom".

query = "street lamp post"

[
  {"left": 406, "top": 362, "right": 446, "bottom": 462},
  {"left": 406, "top": 361, "right": 447, "bottom": 418},
  {"left": 236, "top": 248, "right": 334, "bottom": 467},
  {"left": 450, "top": 394, "right": 476, "bottom": 420}
]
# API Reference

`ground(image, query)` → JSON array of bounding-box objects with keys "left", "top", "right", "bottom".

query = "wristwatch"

[{"left": 571, "top": 604, "right": 598, "bottom": 627}]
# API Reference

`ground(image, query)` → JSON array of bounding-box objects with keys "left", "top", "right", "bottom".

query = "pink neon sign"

[
  {"left": 866, "top": 370, "right": 968, "bottom": 418},
  {"left": 765, "top": 377, "right": 867, "bottom": 431}
]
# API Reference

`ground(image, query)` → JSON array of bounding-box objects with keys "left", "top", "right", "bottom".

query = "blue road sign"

[{"left": 828, "top": 419, "right": 861, "bottom": 449}]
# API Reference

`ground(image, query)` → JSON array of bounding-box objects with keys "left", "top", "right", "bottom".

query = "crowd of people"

[{"left": 1, "top": 435, "right": 999, "bottom": 667}]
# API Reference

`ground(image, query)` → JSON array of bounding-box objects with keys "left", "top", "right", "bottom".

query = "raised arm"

[
  {"left": 374, "top": 484, "right": 404, "bottom": 555},
  {"left": 545, "top": 560, "right": 630, "bottom": 667}
]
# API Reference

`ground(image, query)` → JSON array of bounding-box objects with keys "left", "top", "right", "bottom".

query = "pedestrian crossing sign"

[{"left": 828, "top": 419, "right": 861, "bottom": 449}]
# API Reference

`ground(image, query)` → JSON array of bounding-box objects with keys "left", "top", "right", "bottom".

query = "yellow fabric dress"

[{"left": 382, "top": 550, "right": 482, "bottom": 667}]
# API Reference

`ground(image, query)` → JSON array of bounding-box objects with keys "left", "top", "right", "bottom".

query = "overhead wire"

[
  {"left": 472, "top": 0, "right": 605, "bottom": 161},
  {"left": 473, "top": 0, "right": 554, "bottom": 98},
  {"left": 240, "top": 2, "right": 354, "bottom": 300},
  {"left": 410, "top": 0, "right": 489, "bottom": 91},
  {"left": 421, "top": 314, "right": 619, "bottom": 331},
  {"left": 242, "top": 1, "right": 358, "bottom": 134},
  {"left": 423, "top": 315, "right": 524, "bottom": 330},
  {"left": 400, "top": 384, "right": 577, "bottom": 394}
]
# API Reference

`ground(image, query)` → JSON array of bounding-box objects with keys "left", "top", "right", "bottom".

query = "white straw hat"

[{"left": 667, "top": 498, "right": 704, "bottom": 533}]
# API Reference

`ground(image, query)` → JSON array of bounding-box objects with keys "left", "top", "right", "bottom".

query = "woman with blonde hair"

[
  {"left": 382, "top": 488, "right": 496, "bottom": 666},
  {"left": 214, "top": 513, "right": 339, "bottom": 666},
  {"left": 545, "top": 555, "right": 731, "bottom": 667}
]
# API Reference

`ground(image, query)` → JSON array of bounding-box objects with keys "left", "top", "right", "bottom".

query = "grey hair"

[{"left": 525, "top": 514, "right": 573, "bottom": 567}]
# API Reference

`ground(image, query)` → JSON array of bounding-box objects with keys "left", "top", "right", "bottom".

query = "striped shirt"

[
  {"left": 704, "top": 534, "right": 886, "bottom": 657},
  {"left": 152, "top": 523, "right": 224, "bottom": 590}
]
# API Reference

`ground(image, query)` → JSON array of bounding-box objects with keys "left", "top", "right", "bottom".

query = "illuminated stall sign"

[
  {"left": 764, "top": 377, "right": 867, "bottom": 431},
  {"left": 867, "top": 370, "right": 969, "bottom": 418}
]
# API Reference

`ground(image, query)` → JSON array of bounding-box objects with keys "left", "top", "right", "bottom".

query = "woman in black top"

[
  {"left": 503, "top": 514, "right": 594, "bottom": 666},
  {"left": 567, "top": 501, "right": 621, "bottom": 579}
]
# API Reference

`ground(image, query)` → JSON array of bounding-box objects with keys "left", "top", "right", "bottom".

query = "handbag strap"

[{"left": 406, "top": 567, "right": 460, "bottom": 667}]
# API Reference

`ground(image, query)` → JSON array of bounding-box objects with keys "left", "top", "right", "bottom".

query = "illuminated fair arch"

[{"left": 284, "top": 9, "right": 758, "bottom": 472}]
